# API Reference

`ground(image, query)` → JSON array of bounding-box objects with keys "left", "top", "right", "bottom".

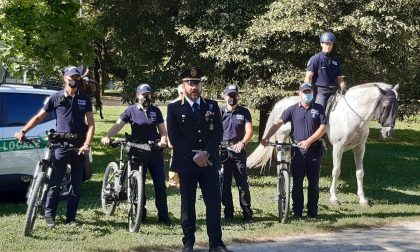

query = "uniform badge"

[{"left": 191, "top": 68, "right": 197, "bottom": 77}]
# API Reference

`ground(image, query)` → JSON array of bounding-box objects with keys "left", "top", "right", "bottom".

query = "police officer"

[
  {"left": 166, "top": 67, "right": 231, "bottom": 252},
  {"left": 101, "top": 84, "right": 172, "bottom": 225},
  {"left": 305, "top": 31, "right": 347, "bottom": 109},
  {"left": 220, "top": 84, "right": 253, "bottom": 223},
  {"left": 16, "top": 66, "right": 95, "bottom": 227},
  {"left": 261, "top": 83, "right": 326, "bottom": 219}
]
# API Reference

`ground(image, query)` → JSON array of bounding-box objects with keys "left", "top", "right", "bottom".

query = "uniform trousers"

[
  {"left": 291, "top": 147, "right": 322, "bottom": 216},
  {"left": 314, "top": 86, "right": 337, "bottom": 109},
  {"left": 221, "top": 150, "right": 253, "bottom": 219},
  {"left": 45, "top": 147, "right": 85, "bottom": 221},
  {"left": 178, "top": 168, "right": 223, "bottom": 248}
]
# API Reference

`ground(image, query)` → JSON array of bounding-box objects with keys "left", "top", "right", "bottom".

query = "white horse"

[{"left": 248, "top": 82, "right": 399, "bottom": 206}]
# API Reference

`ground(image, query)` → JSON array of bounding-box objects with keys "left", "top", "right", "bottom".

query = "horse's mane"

[{"left": 347, "top": 82, "right": 393, "bottom": 93}]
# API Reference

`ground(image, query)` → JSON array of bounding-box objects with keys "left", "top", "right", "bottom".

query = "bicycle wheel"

[
  {"left": 128, "top": 169, "right": 144, "bottom": 233},
  {"left": 26, "top": 162, "right": 42, "bottom": 204},
  {"left": 277, "top": 164, "right": 291, "bottom": 224},
  {"left": 23, "top": 172, "right": 47, "bottom": 236},
  {"left": 101, "top": 162, "right": 119, "bottom": 215}
]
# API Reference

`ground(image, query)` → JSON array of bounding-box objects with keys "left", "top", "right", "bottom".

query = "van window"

[{"left": 1, "top": 93, "right": 56, "bottom": 127}]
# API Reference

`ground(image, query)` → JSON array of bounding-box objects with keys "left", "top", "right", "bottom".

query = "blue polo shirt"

[
  {"left": 120, "top": 104, "right": 163, "bottom": 142},
  {"left": 221, "top": 105, "right": 252, "bottom": 142},
  {"left": 280, "top": 103, "right": 326, "bottom": 142},
  {"left": 306, "top": 52, "right": 342, "bottom": 88},
  {"left": 43, "top": 90, "right": 92, "bottom": 133}
]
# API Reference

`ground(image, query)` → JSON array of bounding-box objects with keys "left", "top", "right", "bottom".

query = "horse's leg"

[
  {"left": 353, "top": 143, "right": 369, "bottom": 207},
  {"left": 329, "top": 144, "right": 344, "bottom": 205}
]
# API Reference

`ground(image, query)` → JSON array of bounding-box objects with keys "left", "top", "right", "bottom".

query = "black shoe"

[
  {"left": 45, "top": 217, "right": 55, "bottom": 228},
  {"left": 182, "top": 246, "right": 193, "bottom": 252},
  {"left": 292, "top": 214, "right": 302, "bottom": 220},
  {"left": 307, "top": 213, "right": 319, "bottom": 219},
  {"left": 157, "top": 217, "right": 173, "bottom": 226},
  {"left": 209, "top": 245, "right": 232, "bottom": 252},
  {"left": 243, "top": 216, "right": 253, "bottom": 223}
]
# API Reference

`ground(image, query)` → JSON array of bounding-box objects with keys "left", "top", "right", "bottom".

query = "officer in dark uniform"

[
  {"left": 101, "top": 84, "right": 172, "bottom": 225},
  {"left": 261, "top": 83, "right": 327, "bottom": 219},
  {"left": 166, "top": 67, "right": 231, "bottom": 252},
  {"left": 305, "top": 31, "right": 347, "bottom": 109},
  {"left": 220, "top": 84, "right": 253, "bottom": 223},
  {"left": 17, "top": 66, "right": 95, "bottom": 227}
]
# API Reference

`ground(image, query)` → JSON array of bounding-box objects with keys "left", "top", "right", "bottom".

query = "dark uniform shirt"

[
  {"left": 221, "top": 105, "right": 252, "bottom": 142},
  {"left": 43, "top": 90, "right": 92, "bottom": 133},
  {"left": 280, "top": 103, "right": 327, "bottom": 142},
  {"left": 306, "top": 52, "right": 342, "bottom": 88},
  {"left": 120, "top": 104, "right": 163, "bottom": 142}
]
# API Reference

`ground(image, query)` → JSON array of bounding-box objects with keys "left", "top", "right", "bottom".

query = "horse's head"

[{"left": 374, "top": 84, "right": 399, "bottom": 138}]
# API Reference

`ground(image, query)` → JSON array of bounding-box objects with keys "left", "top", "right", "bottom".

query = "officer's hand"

[
  {"left": 78, "top": 144, "right": 90, "bottom": 155},
  {"left": 157, "top": 141, "right": 167, "bottom": 148},
  {"left": 233, "top": 142, "right": 244, "bottom": 153},
  {"left": 260, "top": 138, "right": 269, "bottom": 147},
  {"left": 15, "top": 131, "right": 25, "bottom": 142},
  {"left": 297, "top": 139, "right": 311, "bottom": 150},
  {"left": 101, "top": 136, "right": 111, "bottom": 145},
  {"left": 193, "top": 151, "right": 209, "bottom": 167},
  {"left": 340, "top": 83, "right": 347, "bottom": 95}
]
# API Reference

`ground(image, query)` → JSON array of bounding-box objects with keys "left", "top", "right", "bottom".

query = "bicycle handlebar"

[{"left": 268, "top": 141, "right": 299, "bottom": 148}]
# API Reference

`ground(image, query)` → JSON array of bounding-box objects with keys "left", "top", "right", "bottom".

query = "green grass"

[{"left": 1, "top": 106, "right": 419, "bottom": 251}]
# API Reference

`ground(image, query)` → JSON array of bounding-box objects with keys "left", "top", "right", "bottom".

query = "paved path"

[{"left": 193, "top": 221, "right": 420, "bottom": 252}]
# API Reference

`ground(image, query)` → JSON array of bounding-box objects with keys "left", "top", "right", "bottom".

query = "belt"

[
  {"left": 316, "top": 85, "right": 337, "bottom": 90},
  {"left": 55, "top": 132, "right": 85, "bottom": 140},
  {"left": 222, "top": 140, "right": 239, "bottom": 145}
]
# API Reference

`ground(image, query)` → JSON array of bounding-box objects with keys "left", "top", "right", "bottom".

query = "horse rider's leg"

[
  {"left": 329, "top": 144, "right": 344, "bottom": 205},
  {"left": 353, "top": 144, "right": 369, "bottom": 207}
]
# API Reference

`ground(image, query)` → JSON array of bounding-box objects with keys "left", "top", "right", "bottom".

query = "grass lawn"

[{"left": 0, "top": 105, "right": 419, "bottom": 251}]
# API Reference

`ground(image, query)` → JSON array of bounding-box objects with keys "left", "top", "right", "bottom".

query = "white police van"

[{"left": 0, "top": 84, "right": 92, "bottom": 192}]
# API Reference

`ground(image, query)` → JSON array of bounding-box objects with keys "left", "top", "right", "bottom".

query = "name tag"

[
  {"left": 78, "top": 99, "right": 87, "bottom": 105},
  {"left": 332, "top": 60, "right": 338, "bottom": 66},
  {"left": 150, "top": 111, "right": 157, "bottom": 121},
  {"left": 310, "top": 109, "right": 319, "bottom": 119}
]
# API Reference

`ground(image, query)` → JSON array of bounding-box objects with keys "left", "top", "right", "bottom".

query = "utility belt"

[
  {"left": 221, "top": 140, "right": 239, "bottom": 146},
  {"left": 50, "top": 132, "right": 85, "bottom": 146}
]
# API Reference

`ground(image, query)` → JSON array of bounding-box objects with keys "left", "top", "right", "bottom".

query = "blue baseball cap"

[
  {"left": 136, "top": 84, "right": 152, "bottom": 94},
  {"left": 299, "top": 83, "right": 313, "bottom": 91},
  {"left": 63, "top": 66, "right": 81, "bottom": 77},
  {"left": 224, "top": 84, "right": 239, "bottom": 95}
]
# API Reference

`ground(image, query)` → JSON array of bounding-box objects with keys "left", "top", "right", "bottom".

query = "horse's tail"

[
  {"left": 247, "top": 107, "right": 277, "bottom": 173},
  {"left": 247, "top": 96, "right": 299, "bottom": 173}
]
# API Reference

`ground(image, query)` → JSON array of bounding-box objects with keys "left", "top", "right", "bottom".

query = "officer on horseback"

[{"left": 304, "top": 32, "right": 347, "bottom": 109}]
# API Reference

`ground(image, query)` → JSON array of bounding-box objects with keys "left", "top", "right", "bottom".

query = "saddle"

[{"left": 325, "top": 90, "right": 343, "bottom": 119}]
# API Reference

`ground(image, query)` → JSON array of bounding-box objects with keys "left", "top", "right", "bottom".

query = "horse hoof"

[
  {"left": 330, "top": 198, "right": 340, "bottom": 205},
  {"left": 359, "top": 200, "right": 369, "bottom": 207}
]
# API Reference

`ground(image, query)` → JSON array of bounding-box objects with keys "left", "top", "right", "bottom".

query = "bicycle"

[
  {"left": 22, "top": 129, "right": 79, "bottom": 236},
  {"left": 268, "top": 141, "right": 297, "bottom": 224},
  {"left": 101, "top": 134, "right": 158, "bottom": 233}
]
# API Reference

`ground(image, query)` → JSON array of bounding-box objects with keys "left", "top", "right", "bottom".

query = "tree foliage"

[
  {"left": 1, "top": 0, "right": 419, "bottom": 115},
  {"left": 0, "top": 0, "right": 98, "bottom": 80}
]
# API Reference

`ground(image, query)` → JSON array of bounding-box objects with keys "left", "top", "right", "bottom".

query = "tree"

[{"left": 0, "top": 0, "right": 98, "bottom": 81}]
